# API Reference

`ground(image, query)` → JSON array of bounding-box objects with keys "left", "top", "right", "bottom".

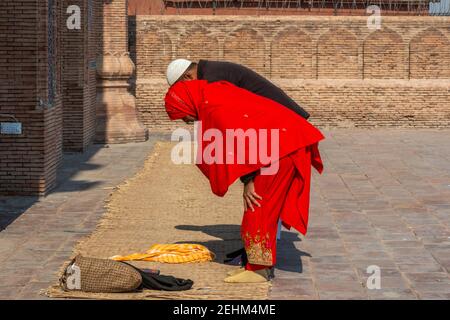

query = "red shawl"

[{"left": 165, "top": 80, "right": 324, "bottom": 235}]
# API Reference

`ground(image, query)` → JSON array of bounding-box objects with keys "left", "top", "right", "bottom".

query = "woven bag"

[{"left": 60, "top": 255, "right": 142, "bottom": 293}]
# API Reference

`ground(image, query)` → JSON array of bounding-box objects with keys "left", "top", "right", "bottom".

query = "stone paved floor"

[
  {"left": 0, "top": 129, "right": 449, "bottom": 299},
  {"left": 272, "top": 129, "right": 450, "bottom": 299},
  {"left": 0, "top": 135, "right": 164, "bottom": 299}
]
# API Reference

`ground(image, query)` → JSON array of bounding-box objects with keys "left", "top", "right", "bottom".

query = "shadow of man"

[{"left": 175, "top": 224, "right": 311, "bottom": 274}]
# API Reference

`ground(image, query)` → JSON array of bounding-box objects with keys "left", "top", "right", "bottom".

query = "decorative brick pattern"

[
  {"left": 410, "top": 28, "right": 450, "bottom": 79},
  {"left": 224, "top": 27, "right": 266, "bottom": 76},
  {"left": 177, "top": 26, "right": 220, "bottom": 63},
  {"left": 317, "top": 28, "right": 360, "bottom": 79},
  {"left": 270, "top": 28, "right": 313, "bottom": 79},
  {"left": 133, "top": 16, "right": 450, "bottom": 131},
  {"left": 363, "top": 28, "right": 407, "bottom": 79}
]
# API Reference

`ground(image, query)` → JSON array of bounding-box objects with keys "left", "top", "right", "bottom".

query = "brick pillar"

[
  {"left": 95, "top": 0, "right": 148, "bottom": 143},
  {"left": 62, "top": 0, "right": 99, "bottom": 152},
  {"left": 0, "top": 0, "right": 63, "bottom": 195}
]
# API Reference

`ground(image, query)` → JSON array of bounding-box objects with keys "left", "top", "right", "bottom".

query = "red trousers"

[{"left": 241, "top": 155, "right": 299, "bottom": 271}]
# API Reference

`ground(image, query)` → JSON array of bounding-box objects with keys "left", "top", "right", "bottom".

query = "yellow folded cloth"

[{"left": 110, "top": 243, "right": 215, "bottom": 263}]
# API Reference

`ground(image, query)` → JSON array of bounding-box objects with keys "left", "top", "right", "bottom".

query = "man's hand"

[{"left": 243, "top": 180, "right": 262, "bottom": 212}]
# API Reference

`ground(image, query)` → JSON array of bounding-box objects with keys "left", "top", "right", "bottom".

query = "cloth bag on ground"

[
  {"left": 60, "top": 255, "right": 142, "bottom": 293},
  {"left": 60, "top": 255, "right": 194, "bottom": 293}
]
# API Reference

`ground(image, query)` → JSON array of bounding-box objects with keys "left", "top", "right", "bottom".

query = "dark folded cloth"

[
  {"left": 268, "top": 267, "right": 275, "bottom": 280},
  {"left": 139, "top": 272, "right": 193, "bottom": 291},
  {"left": 123, "top": 262, "right": 193, "bottom": 291},
  {"left": 224, "top": 247, "right": 248, "bottom": 266}
]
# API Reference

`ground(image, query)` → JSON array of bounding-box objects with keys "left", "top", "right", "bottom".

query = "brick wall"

[
  {"left": 0, "top": 0, "right": 63, "bottom": 195},
  {"left": 136, "top": 79, "right": 450, "bottom": 131},
  {"left": 61, "top": 0, "right": 99, "bottom": 152},
  {"left": 133, "top": 16, "right": 450, "bottom": 131}
]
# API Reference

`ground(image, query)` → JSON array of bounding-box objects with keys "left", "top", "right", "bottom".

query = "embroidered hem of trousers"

[{"left": 241, "top": 155, "right": 299, "bottom": 271}]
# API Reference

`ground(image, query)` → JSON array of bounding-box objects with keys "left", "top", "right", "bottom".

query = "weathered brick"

[{"left": 132, "top": 16, "right": 450, "bottom": 131}]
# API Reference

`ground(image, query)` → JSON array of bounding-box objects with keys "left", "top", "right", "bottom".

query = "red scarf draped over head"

[
  {"left": 165, "top": 80, "right": 324, "bottom": 235},
  {"left": 165, "top": 81, "right": 203, "bottom": 120}
]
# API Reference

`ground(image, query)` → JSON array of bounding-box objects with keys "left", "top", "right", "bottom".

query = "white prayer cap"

[{"left": 166, "top": 59, "right": 192, "bottom": 86}]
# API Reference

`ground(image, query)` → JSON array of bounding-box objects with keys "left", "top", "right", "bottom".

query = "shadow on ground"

[
  {"left": 0, "top": 133, "right": 172, "bottom": 232},
  {"left": 0, "top": 145, "right": 107, "bottom": 231},
  {"left": 175, "top": 224, "right": 310, "bottom": 273}
]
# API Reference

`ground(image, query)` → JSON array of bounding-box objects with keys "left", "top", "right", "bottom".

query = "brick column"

[
  {"left": 62, "top": 0, "right": 99, "bottom": 152},
  {"left": 95, "top": 0, "right": 148, "bottom": 143},
  {"left": 0, "top": 0, "right": 63, "bottom": 195}
]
